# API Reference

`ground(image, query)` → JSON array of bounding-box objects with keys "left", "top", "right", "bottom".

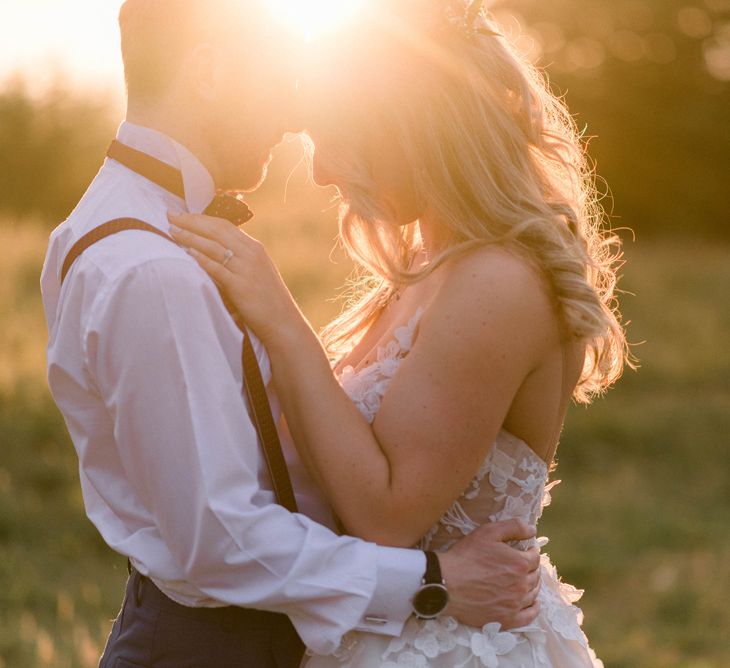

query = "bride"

[{"left": 169, "top": 0, "right": 627, "bottom": 665}]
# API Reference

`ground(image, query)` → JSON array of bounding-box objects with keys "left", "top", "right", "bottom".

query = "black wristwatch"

[{"left": 412, "top": 551, "right": 449, "bottom": 619}]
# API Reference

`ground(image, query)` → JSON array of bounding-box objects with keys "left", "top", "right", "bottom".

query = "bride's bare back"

[
  {"left": 336, "top": 245, "right": 584, "bottom": 468},
  {"left": 309, "top": 246, "right": 602, "bottom": 667}
]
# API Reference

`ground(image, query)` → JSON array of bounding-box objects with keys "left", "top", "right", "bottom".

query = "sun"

[{"left": 269, "top": 0, "right": 366, "bottom": 41}]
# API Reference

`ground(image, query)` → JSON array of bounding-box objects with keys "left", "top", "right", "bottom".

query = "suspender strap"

[
  {"left": 61, "top": 219, "right": 299, "bottom": 513},
  {"left": 61, "top": 219, "right": 171, "bottom": 284},
  {"left": 242, "top": 332, "right": 298, "bottom": 512},
  {"left": 107, "top": 140, "right": 186, "bottom": 200}
]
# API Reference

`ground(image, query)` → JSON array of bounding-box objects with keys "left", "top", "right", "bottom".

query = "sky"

[
  {"left": 0, "top": 0, "right": 125, "bottom": 93},
  {"left": 3, "top": 0, "right": 727, "bottom": 93},
  {"left": 0, "top": 0, "right": 361, "bottom": 95}
]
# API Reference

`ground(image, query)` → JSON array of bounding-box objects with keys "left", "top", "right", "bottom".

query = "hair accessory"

[
  {"left": 446, "top": 0, "right": 499, "bottom": 38},
  {"left": 465, "top": 0, "right": 484, "bottom": 28}
]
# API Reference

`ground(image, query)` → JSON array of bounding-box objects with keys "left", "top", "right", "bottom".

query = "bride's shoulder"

[
  {"left": 420, "top": 244, "right": 558, "bottom": 352},
  {"left": 439, "top": 244, "right": 551, "bottom": 309}
]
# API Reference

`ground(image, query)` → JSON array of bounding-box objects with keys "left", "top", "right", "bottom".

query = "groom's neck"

[{"left": 125, "top": 99, "right": 220, "bottom": 183}]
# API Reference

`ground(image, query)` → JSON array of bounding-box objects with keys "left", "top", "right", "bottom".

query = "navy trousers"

[{"left": 99, "top": 570, "right": 305, "bottom": 668}]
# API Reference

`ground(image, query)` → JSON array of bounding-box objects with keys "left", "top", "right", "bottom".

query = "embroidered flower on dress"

[
  {"left": 412, "top": 618, "right": 459, "bottom": 658},
  {"left": 541, "top": 479, "right": 561, "bottom": 511},
  {"left": 336, "top": 309, "right": 424, "bottom": 426},
  {"left": 468, "top": 623, "right": 519, "bottom": 667},
  {"left": 332, "top": 307, "right": 602, "bottom": 666},
  {"left": 381, "top": 651, "right": 429, "bottom": 668},
  {"left": 487, "top": 447, "right": 516, "bottom": 491}
]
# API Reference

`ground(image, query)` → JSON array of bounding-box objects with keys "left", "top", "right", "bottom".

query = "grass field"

[{"left": 1, "top": 150, "right": 728, "bottom": 667}]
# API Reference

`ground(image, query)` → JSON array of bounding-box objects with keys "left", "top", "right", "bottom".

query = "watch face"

[{"left": 413, "top": 583, "right": 449, "bottom": 619}]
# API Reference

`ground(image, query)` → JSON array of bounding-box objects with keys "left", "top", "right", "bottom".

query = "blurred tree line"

[
  {"left": 501, "top": 0, "right": 730, "bottom": 240},
  {"left": 0, "top": 0, "right": 727, "bottom": 237},
  {"left": 0, "top": 80, "right": 117, "bottom": 226}
]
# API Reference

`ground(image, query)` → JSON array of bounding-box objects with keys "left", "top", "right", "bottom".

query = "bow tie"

[
  {"left": 107, "top": 140, "right": 254, "bottom": 226},
  {"left": 205, "top": 193, "right": 254, "bottom": 226}
]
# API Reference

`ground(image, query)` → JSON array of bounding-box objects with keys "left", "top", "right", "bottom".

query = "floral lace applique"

[
  {"left": 415, "top": 433, "right": 549, "bottom": 554},
  {"left": 537, "top": 557, "right": 590, "bottom": 644},
  {"left": 338, "top": 308, "right": 424, "bottom": 424},
  {"left": 467, "top": 623, "right": 521, "bottom": 667},
  {"left": 330, "top": 308, "right": 602, "bottom": 666}
]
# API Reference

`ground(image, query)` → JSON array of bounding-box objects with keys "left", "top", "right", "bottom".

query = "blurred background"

[{"left": 0, "top": 0, "right": 728, "bottom": 666}]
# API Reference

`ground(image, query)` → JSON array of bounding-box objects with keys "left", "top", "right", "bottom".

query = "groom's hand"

[{"left": 438, "top": 519, "right": 541, "bottom": 630}]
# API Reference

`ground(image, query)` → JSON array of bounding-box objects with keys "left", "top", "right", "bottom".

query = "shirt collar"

[{"left": 115, "top": 121, "right": 216, "bottom": 214}]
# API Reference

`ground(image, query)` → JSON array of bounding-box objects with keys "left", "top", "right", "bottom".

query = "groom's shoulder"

[{"left": 56, "top": 172, "right": 197, "bottom": 289}]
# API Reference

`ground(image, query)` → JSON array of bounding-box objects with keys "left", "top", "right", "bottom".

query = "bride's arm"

[
  {"left": 267, "top": 254, "right": 553, "bottom": 547},
  {"left": 169, "top": 214, "right": 555, "bottom": 547}
]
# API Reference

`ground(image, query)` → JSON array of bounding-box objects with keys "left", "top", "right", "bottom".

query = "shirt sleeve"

[{"left": 85, "top": 256, "right": 424, "bottom": 654}]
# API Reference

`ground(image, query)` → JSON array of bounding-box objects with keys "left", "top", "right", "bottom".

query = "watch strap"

[{"left": 424, "top": 551, "right": 444, "bottom": 585}]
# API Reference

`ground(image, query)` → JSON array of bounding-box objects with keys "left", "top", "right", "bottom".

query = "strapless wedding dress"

[{"left": 306, "top": 309, "right": 603, "bottom": 667}]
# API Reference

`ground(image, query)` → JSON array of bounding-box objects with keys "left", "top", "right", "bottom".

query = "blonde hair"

[{"left": 312, "top": 0, "right": 629, "bottom": 403}]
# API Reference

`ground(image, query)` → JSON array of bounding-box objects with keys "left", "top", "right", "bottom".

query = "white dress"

[{"left": 305, "top": 308, "right": 603, "bottom": 668}]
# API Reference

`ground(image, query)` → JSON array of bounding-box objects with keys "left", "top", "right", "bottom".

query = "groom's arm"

[{"left": 85, "top": 255, "right": 424, "bottom": 654}]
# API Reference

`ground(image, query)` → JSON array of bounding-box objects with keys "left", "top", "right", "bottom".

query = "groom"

[{"left": 41, "top": 1, "right": 541, "bottom": 666}]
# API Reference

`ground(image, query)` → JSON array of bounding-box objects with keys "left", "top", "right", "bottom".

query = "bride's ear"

[{"left": 186, "top": 43, "right": 226, "bottom": 102}]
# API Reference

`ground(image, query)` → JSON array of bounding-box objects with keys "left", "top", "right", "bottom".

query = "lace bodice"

[
  {"left": 337, "top": 308, "right": 557, "bottom": 553},
  {"left": 326, "top": 308, "right": 602, "bottom": 667}
]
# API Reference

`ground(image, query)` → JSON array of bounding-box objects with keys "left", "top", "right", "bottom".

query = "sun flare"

[{"left": 269, "top": 0, "right": 365, "bottom": 40}]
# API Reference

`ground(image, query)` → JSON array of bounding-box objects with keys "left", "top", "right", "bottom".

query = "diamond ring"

[{"left": 222, "top": 248, "right": 235, "bottom": 268}]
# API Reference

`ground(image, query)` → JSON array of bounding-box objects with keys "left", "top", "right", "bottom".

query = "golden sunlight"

[
  {"left": 0, "top": 0, "right": 124, "bottom": 91},
  {"left": 269, "top": 0, "right": 366, "bottom": 40}
]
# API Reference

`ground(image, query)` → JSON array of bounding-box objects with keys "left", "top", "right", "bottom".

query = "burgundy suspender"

[
  {"left": 107, "top": 140, "right": 186, "bottom": 199},
  {"left": 240, "top": 330, "right": 298, "bottom": 513},
  {"left": 60, "top": 219, "right": 169, "bottom": 284},
  {"left": 61, "top": 219, "right": 299, "bottom": 513}
]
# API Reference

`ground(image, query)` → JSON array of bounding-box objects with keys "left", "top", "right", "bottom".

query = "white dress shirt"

[{"left": 40, "top": 122, "right": 425, "bottom": 655}]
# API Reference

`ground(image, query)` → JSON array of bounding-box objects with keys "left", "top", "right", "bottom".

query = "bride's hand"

[{"left": 167, "top": 211, "right": 300, "bottom": 344}]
